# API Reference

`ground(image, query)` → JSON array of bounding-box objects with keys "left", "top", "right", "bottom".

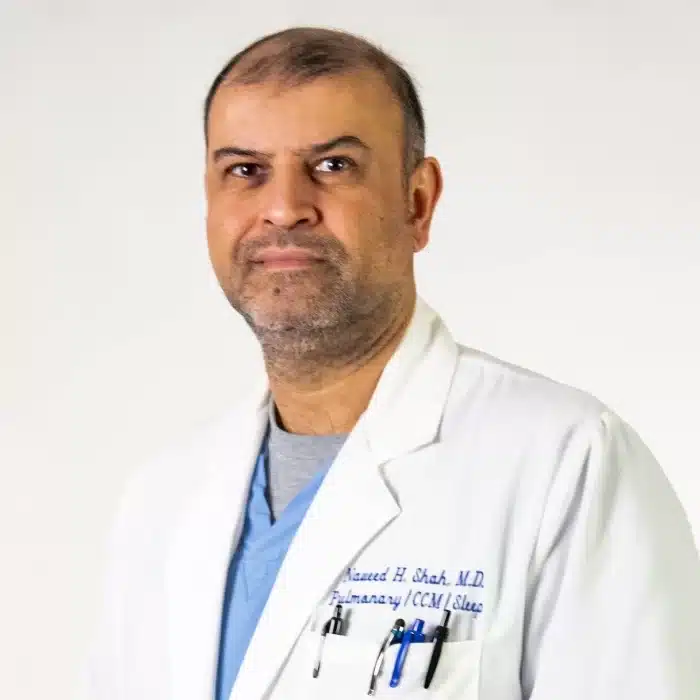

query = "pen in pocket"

[
  {"left": 367, "top": 618, "right": 405, "bottom": 696},
  {"left": 424, "top": 609, "right": 451, "bottom": 689},
  {"left": 389, "top": 618, "right": 425, "bottom": 688},
  {"left": 312, "top": 604, "right": 344, "bottom": 678}
]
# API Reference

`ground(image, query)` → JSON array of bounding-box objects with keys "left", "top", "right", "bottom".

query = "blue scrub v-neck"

[{"left": 215, "top": 430, "right": 333, "bottom": 700}]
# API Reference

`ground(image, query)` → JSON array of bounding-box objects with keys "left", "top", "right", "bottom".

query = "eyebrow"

[{"left": 211, "top": 135, "right": 371, "bottom": 163}]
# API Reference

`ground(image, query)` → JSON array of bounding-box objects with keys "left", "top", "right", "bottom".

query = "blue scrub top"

[{"left": 215, "top": 430, "right": 333, "bottom": 700}]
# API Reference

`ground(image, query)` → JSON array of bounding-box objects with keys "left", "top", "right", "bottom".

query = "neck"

[{"left": 266, "top": 294, "right": 416, "bottom": 436}]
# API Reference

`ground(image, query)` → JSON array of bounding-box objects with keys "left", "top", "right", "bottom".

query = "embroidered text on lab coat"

[{"left": 329, "top": 566, "right": 487, "bottom": 614}]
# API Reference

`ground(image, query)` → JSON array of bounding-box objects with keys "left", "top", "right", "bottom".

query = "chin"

[
  {"left": 253, "top": 312, "right": 322, "bottom": 333},
  {"left": 248, "top": 302, "right": 340, "bottom": 335},
  {"left": 234, "top": 280, "right": 354, "bottom": 334}
]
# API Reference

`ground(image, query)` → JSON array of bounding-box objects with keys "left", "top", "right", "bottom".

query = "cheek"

[
  {"left": 328, "top": 192, "right": 385, "bottom": 242},
  {"left": 329, "top": 197, "right": 406, "bottom": 266},
  {"left": 371, "top": 223, "right": 415, "bottom": 280},
  {"left": 206, "top": 198, "right": 247, "bottom": 266},
  {"left": 205, "top": 222, "right": 229, "bottom": 275}
]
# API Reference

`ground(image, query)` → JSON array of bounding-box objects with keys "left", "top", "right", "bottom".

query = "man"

[{"left": 86, "top": 26, "right": 700, "bottom": 700}]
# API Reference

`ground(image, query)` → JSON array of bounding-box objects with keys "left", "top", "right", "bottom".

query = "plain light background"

[{"left": 1, "top": 1, "right": 698, "bottom": 698}]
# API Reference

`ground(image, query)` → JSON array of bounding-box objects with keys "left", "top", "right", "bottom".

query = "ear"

[{"left": 407, "top": 157, "right": 443, "bottom": 253}]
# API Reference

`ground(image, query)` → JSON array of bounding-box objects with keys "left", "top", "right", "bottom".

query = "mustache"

[{"left": 237, "top": 229, "right": 348, "bottom": 264}]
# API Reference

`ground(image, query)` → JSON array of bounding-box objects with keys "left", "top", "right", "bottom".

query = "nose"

[{"left": 261, "top": 166, "right": 320, "bottom": 230}]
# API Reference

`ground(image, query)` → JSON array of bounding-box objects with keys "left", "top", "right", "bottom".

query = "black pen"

[
  {"left": 329, "top": 604, "right": 344, "bottom": 634},
  {"left": 313, "top": 605, "right": 344, "bottom": 678},
  {"left": 424, "top": 609, "right": 451, "bottom": 689}
]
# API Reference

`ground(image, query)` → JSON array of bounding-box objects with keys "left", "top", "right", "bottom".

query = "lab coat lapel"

[
  {"left": 165, "top": 384, "right": 270, "bottom": 700},
  {"left": 229, "top": 297, "right": 460, "bottom": 700},
  {"left": 228, "top": 426, "right": 400, "bottom": 700}
]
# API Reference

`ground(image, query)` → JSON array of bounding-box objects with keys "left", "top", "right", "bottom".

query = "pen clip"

[
  {"left": 329, "top": 604, "right": 344, "bottom": 635},
  {"left": 367, "top": 618, "right": 405, "bottom": 696},
  {"left": 424, "top": 610, "right": 452, "bottom": 689},
  {"left": 390, "top": 619, "right": 424, "bottom": 688}
]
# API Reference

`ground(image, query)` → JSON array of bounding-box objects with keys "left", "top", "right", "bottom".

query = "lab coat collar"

[
  {"left": 250, "top": 294, "right": 459, "bottom": 461},
  {"left": 361, "top": 294, "right": 459, "bottom": 463},
  {"left": 166, "top": 295, "right": 460, "bottom": 700}
]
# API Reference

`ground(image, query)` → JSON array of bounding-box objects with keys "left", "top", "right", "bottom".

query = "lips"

[{"left": 250, "top": 248, "right": 323, "bottom": 268}]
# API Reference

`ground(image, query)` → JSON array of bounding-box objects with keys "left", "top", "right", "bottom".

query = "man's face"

[{"left": 204, "top": 70, "right": 418, "bottom": 338}]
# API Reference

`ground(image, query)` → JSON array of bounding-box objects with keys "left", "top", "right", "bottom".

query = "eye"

[
  {"left": 224, "top": 163, "right": 263, "bottom": 178},
  {"left": 315, "top": 156, "right": 355, "bottom": 173}
]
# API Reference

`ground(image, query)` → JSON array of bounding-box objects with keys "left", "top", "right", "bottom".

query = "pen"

[
  {"left": 312, "top": 605, "right": 344, "bottom": 678},
  {"left": 389, "top": 618, "right": 425, "bottom": 688},
  {"left": 424, "top": 609, "right": 451, "bottom": 689},
  {"left": 329, "top": 604, "right": 344, "bottom": 634},
  {"left": 312, "top": 619, "right": 331, "bottom": 678},
  {"left": 367, "top": 618, "right": 405, "bottom": 696}
]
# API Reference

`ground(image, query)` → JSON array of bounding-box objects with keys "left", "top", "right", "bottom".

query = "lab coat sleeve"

[
  {"left": 80, "top": 492, "right": 131, "bottom": 700},
  {"left": 80, "top": 461, "right": 158, "bottom": 700},
  {"left": 521, "top": 410, "right": 700, "bottom": 699}
]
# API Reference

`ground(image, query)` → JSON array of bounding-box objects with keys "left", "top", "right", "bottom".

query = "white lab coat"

[{"left": 85, "top": 296, "right": 700, "bottom": 700}]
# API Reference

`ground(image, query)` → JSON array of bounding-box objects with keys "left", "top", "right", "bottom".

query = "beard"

[
  {"left": 232, "top": 257, "right": 354, "bottom": 332},
  {"left": 216, "top": 226, "right": 407, "bottom": 377},
  {"left": 226, "top": 258, "right": 400, "bottom": 369}
]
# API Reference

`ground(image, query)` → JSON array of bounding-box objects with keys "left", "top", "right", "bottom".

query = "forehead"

[{"left": 207, "top": 70, "right": 404, "bottom": 155}]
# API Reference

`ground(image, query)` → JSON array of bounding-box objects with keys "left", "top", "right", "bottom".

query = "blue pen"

[{"left": 389, "top": 618, "right": 425, "bottom": 688}]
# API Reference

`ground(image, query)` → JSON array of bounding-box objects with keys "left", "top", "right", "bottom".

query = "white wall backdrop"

[{"left": 1, "top": 1, "right": 698, "bottom": 698}]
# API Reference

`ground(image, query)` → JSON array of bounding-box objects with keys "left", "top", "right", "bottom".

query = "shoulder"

[
  {"left": 445, "top": 344, "right": 610, "bottom": 434},
  {"left": 443, "top": 344, "right": 686, "bottom": 531},
  {"left": 106, "top": 389, "right": 261, "bottom": 553},
  {"left": 440, "top": 344, "right": 662, "bottom": 494}
]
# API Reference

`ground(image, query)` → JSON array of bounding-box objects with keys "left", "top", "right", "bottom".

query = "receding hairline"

[
  {"left": 208, "top": 66, "right": 406, "bottom": 133},
  {"left": 202, "top": 27, "right": 426, "bottom": 179},
  {"left": 207, "top": 54, "right": 406, "bottom": 141},
  {"left": 209, "top": 28, "right": 400, "bottom": 94}
]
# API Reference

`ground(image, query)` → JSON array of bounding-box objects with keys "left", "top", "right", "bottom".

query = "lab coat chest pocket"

[{"left": 292, "top": 631, "right": 482, "bottom": 700}]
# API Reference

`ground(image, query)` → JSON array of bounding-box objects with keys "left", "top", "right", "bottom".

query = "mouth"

[
  {"left": 255, "top": 258, "right": 321, "bottom": 270},
  {"left": 250, "top": 249, "right": 324, "bottom": 271}
]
